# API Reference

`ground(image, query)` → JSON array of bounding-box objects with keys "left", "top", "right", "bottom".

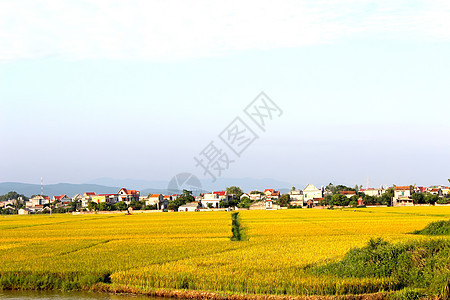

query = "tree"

[
  {"left": 87, "top": 201, "right": 98, "bottom": 211},
  {"left": 99, "top": 202, "right": 110, "bottom": 211},
  {"left": 382, "top": 187, "right": 394, "bottom": 206},
  {"left": 128, "top": 200, "right": 143, "bottom": 210},
  {"left": 291, "top": 186, "right": 296, "bottom": 191},
  {"left": 182, "top": 190, "right": 193, "bottom": 197},
  {"left": 424, "top": 193, "right": 439, "bottom": 205},
  {"left": 226, "top": 186, "right": 243, "bottom": 200},
  {"left": 237, "top": 196, "right": 252, "bottom": 209},
  {"left": 329, "top": 194, "right": 349, "bottom": 206},
  {"left": 277, "top": 194, "right": 291, "bottom": 207},
  {"left": 115, "top": 201, "right": 127, "bottom": 211},
  {"left": 68, "top": 200, "right": 80, "bottom": 212},
  {"left": 321, "top": 195, "right": 332, "bottom": 206},
  {"left": 171, "top": 191, "right": 195, "bottom": 211},
  {"left": 0, "top": 191, "right": 28, "bottom": 202},
  {"left": 207, "top": 203, "right": 213, "bottom": 209},
  {"left": 250, "top": 191, "right": 263, "bottom": 195},
  {"left": 167, "top": 202, "right": 178, "bottom": 210},
  {"left": 412, "top": 193, "right": 425, "bottom": 204}
]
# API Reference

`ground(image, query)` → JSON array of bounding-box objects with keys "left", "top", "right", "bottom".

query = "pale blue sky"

[{"left": 0, "top": 0, "right": 449, "bottom": 188}]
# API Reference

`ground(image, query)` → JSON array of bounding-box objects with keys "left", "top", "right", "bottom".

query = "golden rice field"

[{"left": 0, "top": 207, "right": 449, "bottom": 297}]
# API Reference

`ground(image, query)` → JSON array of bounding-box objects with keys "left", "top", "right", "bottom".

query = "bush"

[
  {"left": 313, "top": 238, "right": 450, "bottom": 297},
  {"left": 413, "top": 220, "right": 450, "bottom": 235}
]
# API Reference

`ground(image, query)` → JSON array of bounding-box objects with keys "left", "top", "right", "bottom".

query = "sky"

[{"left": 0, "top": 0, "right": 449, "bottom": 189}]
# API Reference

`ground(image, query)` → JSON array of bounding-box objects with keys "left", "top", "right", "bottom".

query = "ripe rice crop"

[{"left": 0, "top": 207, "right": 449, "bottom": 297}]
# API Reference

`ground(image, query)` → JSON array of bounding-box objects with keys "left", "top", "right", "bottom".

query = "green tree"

[
  {"left": 412, "top": 193, "right": 425, "bottom": 204},
  {"left": 277, "top": 194, "right": 291, "bottom": 207},
  {"left": 68, "top": 200, "right": 80, "bottom": 212},
  {"left": 226, "top": 186, "right": 243, "bottom": 200},
  {"left": 0, "top": 191, "right": 28, "bottom": 202},
  {"left": 87, "top": 201, "right": 98, "bottom": 211},
  {"left": 329, "top": 194, "right": 349, "bottom": 206},
  {"left": 424, "top": 193, "right": 439, "bottom": 205},
  {"left": 115, "top": 201, "right": 127, "bottom": 211},
  {"left": 382, "top": 187, "right": 394, "bottom": 206},
  {"left": 99, "top": 202, "right": 110, "bottom": 211},
  {"left": 171, "top": 191, "right": 195, "bottom": 211},
  {"left": 321, "top": 195, "right": 332, "bottom": 206},
  {"left": 237, "top": 196, "right": 252, "bottom": 209},
  {"left": 128, "top": 200, "right": 143, "bottom": 210}
]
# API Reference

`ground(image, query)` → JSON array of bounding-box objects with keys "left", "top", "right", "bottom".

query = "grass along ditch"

[{"left": 311, "top": 237, "right": 450, "bottom": 298}]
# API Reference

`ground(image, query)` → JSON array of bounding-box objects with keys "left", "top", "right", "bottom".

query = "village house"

[
  {"left": 303, "top": 184, "right": 323, "bottom": 203},
  {"left": 264, "top": 189, "right": 280, "bottom": 201},
  {"left": 91, "top": 194, "right": 112, "bottom": 204},
  {"left": 117, "top": 188, "right": 140, "bottom": 204},
  {"left": 146, "top": 194, "right": 166, "bottom": 209},
  {"left": 81, "top": 192, "right": 96, "bottom": 207},
  {"left": 72, "top": 194, "right": 83, "bottom": 202},
  {"left": 240, "top": 193, "right": 250, "bottom": 200},
  {"left": 441, "top": 186, "right": 450, "bottom": 196},
  {"left": 249, "top": 191, "right": 263, "bottom": 201},
  {"left": 178, "top": 202, "right": 199, "bottom": 212},
  {"left": 28, "top": 195, "right": 49, "bottom": 207},
  {"left": 18, "top": 208, "right": 30, "bottom": 215},
  {"left": 429, "top": 188, "right": 443, "bottom": 197},
  {"left": 340, "top": 191, "right": 356, "bottom": 198},
  {"left": 52, "top": 194, "right": 72, "bottom": 205},
  {"left": 415, "top": 186, "right": 429, "bottom": 193},
  {"left": 84, "top": 192, "right": 96, "bottom": 198},
  {"left": 393, "top": 186, "right": 413, "bottom": 206},
  {"left": 359, "top": 188, "right": 382, "bottom": 197},
  {"left": 289, "top": 189, "right": 304, "bottom": 207},
  {"left": 202, "top": 193, "right": 221, "bottom": 208}
]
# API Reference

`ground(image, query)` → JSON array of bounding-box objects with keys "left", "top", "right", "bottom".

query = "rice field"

[{"left": 0, "top": 207, "right": 449, "bottom": 297}]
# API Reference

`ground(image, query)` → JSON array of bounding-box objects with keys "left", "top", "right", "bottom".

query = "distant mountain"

[
  {"left": 0, "top": 182, "right": 120, "bottom": 198},
  {"left": 200, "top": 177, "right": 292, "bottom": 192},
  {"left": 1, "top": 177, "right": 293, "bottom": 198},
  {"left": 86, "top": 176, "right": 292, "bottom": 193},
  {"left": 84, "top": 177, "right": 169, "bottom": 190}
]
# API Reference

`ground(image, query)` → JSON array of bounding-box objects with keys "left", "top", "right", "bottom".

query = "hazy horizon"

[{"left": 1, "top": 1, "right": 449, "bottom": 189}]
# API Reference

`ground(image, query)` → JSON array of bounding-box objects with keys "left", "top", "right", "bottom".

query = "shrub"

[
  {"left": 413, "top": 220, "right": 450, "bottom": 235},
  {"left": 313, "top": 238, "right": 450, "bottom": 297}
]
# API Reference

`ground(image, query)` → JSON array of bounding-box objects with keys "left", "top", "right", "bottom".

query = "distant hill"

[
  {"left": 85, "top": 177, "right": 293, "bottom": 193},
  {"left": 1, "top": 177, "right": 293, "bottom": 198},
  {"left": 0, "top": 182, "right": 120, "bottom": 197}
]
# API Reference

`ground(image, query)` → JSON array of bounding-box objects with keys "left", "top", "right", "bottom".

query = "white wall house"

[
  {"left": 393, "top": 186, "right": 413, "bottom": 206},
  {"left": 360, "top": 188, "right": 381, "bottom": 197},
  {"left": 146, "top": 194, "right": 165, "bottom": 209},
  {"left": 179, "top": 202, "right": 199, "bottom": 212},
  {"left": 303, "top": 184, "right": 323, "bottom": 202},
  {"left": 249, "top": 192, "right": 262, "bottom": 201},
  {"left": 289, "top": 190, "right": 304, "bottom": 201},
  {"left": 202, "top": 193, "right": 221, "bottom": 208},
  {"left": 117, "top": 188, "right": 140, "bottom": 204},
  {"left": 289, "top": 190, "right": 304, "bottom": 206},
  {"left": 240, "top": 193, "right": 250, "bottom": 200}
]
